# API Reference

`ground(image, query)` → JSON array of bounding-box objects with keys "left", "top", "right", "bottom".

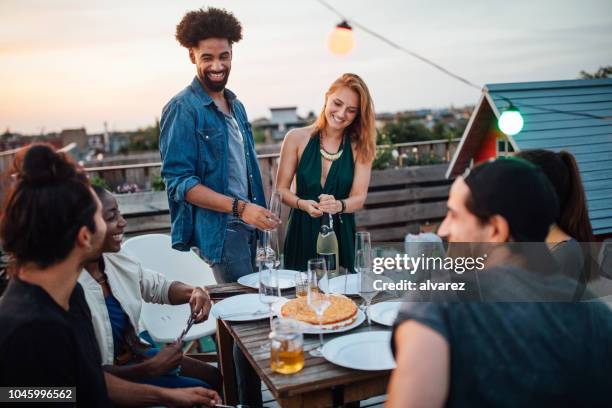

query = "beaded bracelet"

[
  {"left": 237, "top": 200, "right": 247, "bottom": 219},
  {"left": 231, "top": 198, "right": 240, "bottom": 218}
]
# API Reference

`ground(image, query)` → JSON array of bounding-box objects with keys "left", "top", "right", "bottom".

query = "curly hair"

[{"left": 176, "top": 7, "right": 243, "bottom": 48}]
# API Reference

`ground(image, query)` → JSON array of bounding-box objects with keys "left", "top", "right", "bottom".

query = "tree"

[
  {"left": 382, "top": 117, "right": 433, "bottom": 144},
  {"left": 579, "top": 65, "right": 612, "bottom": 79}
]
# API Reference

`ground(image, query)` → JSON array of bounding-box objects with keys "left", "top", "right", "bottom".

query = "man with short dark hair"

[
  {"left": 386, "top": 158, "right": 612, "bottom": 407},
  {"left": 161, "top": 8, "right": 279, "bottom": 406}
]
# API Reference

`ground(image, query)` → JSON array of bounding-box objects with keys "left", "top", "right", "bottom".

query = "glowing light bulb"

[
  {"left": 498, "top": 106, "right": 524, "bottom": 136},
  {"left": 328, "top": 21, "right": 354, "bottom": 55}
]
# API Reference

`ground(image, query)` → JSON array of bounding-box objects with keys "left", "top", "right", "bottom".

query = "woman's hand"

[
  {"left": 146, "top": 342, "right": 183, "bottom": 376},
  {"left": 189, "top": 287, "right": 211, "bottom": 323},
  {"left": 300, "top": 199, "right": 323, "bottom": 218},
  {"left": 318, "top": 194, "right": 342, "bottom": 215}
]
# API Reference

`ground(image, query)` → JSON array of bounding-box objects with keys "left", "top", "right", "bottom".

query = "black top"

[
  {"left": 392, "top": 265, "right": 612, "bottom": 407},
  {"left": 0, "top": 278, "right": 111, "bottom": 408}
]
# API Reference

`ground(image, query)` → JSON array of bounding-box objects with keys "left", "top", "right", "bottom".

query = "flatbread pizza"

[{"left": 281, "top": 294, "right": 358, "bottom": 326}]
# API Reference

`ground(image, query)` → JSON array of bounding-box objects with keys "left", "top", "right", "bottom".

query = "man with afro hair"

[{"left": 160, "top": 8, "right": 280, "bottom": 407}]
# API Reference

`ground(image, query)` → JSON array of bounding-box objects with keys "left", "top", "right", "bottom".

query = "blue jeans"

[
  {"left": 211, "top": 220, "right": 257, "bottom": 283},
  {"left": 199, "top": 220, "right": 262, "bottom": 407}
]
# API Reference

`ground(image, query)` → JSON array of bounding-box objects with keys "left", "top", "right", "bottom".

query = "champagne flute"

[
  {"left": 356, "top": 248, "right": 378, "bottom": 325},
  {"left": 269, "top": 190, "right": 282, "bottom": 230},
  {"left": 258, "top": 230, "right": 280, "bottom": 351},
  {"left": 353, "top": 231, "right": 372, "bottom": 293},
  {"left": 307, "top": 258, "right": 330, "bottom": 357}
]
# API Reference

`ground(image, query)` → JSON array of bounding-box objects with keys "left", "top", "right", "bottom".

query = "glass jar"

[{"left": 269, "top": 318, "right": 304, "bottom": 374}]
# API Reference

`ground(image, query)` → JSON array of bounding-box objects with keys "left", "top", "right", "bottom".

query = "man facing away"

[
  {"left": 160, "top": 8, "right": 280, "bottom": 407},
  {"left": 386, "top": 158, "right": 612, "bottom": 407}
]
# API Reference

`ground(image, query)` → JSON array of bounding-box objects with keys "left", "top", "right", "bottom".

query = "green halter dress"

[{"left": 283, "top": 133, "right": 356, "bottom": 273}]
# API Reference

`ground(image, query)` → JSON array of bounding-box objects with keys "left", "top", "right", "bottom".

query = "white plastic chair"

[{"left": 122, "top": 234, "right": 217, "bottom": 344}]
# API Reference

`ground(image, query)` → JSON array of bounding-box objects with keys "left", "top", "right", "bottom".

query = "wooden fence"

[
  {"left": 356, "top": 164, "right": 451, "bottom": 241},
  {"left": 116, "top": 163, "right": 451, "bottom": 243},
  {"left": 0, "top": 139, "right": 457, "bottom": 242}
]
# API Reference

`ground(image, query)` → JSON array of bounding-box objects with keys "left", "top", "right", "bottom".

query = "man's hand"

[
  {"left": 146, "top": 342, "right": 183, "bottom": 376},
  {"left": 241, "top": 203, "right": 280, "bottom": 230},
  {"left": 318, "top": 194, "right": 342, "bottom": 215},
  {"left": 189, "top": 287, "right": 212, "bottom": 323},
  {"left": 162, "top": 386, "right": 221, "bottom": 408},
  {"left": 301, "top": 199, "right": 323, "bottom": 218}
]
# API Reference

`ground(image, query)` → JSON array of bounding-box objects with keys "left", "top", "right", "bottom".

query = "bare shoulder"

[
  {"left": 285, "top": 126, "right": 314, "bottom": 145},
  {"left": 283, "top": 125, "right": 315, "bottom": 155}
]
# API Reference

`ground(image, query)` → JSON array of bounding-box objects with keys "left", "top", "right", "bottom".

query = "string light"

[
  {"left": 328, "top": 21, "right": 354, "bottom": 55},
  {"left": 315, "top": 0, "right": 612, "bottom": 127},
  {"left": 498, "top": 103, "right": 524, "bottom": 136},
  {"left": 316, "top": 0, "right": 481, "bottom": 90}
]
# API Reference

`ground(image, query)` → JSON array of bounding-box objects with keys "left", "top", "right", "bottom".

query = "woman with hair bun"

[
  {"left": 0, "top": 145, "right": 223, "bottom": 407},
  {"left": 0, "top": 144, "right": 111, "bottom": 406},
  {"left": 516, "top": 149, "right": 596, "bottom": 284}
]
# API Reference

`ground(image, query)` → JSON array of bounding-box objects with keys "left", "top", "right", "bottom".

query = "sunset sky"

[{"left": 1, "top": 0, "right": 611, "bottom": 134}]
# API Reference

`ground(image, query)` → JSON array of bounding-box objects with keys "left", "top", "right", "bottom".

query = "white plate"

[
  {"left": 272, "top": 297, "right": 366, "bottom": 334},
  {"left": 325, "top": 274, "right": 360, "bottom": 295},
  {"left": 322, "top": 331, "right": 396, "bottom": 371},
  {"left": 211, "top": 294, "right": 287, "bottom": 321},
  {"left": 368, "top": 301, "right": 402, "bottom": 326},
  {"left": 237, "top": 269, "right": 304, "bottom": 290},
  {"left": 323, "top": 274, "right": 395, "bottom": 295}
]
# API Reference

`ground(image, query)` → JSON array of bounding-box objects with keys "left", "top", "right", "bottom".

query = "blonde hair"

[{"left": 313, "top": 73, "right": 376, "bottom": 163}]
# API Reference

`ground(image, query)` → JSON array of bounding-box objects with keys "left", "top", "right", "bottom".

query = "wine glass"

[
  {"left": 356, "top": 248, "right": 378, "bottom": 325},
  {"left": 355, "top": 231, "right": 372, "bottom": 259},
  {"left": 307, "top": 258, "right": 331, "bottom": 357},
  {"left": 269, "top": 190, "right": 282, "bottom": 230},
  {"left": 258, "top": 230, "right": 280, "bottom": 351},
  {"left": 352, "top": 231, "right": 372, "bottom": 293}
]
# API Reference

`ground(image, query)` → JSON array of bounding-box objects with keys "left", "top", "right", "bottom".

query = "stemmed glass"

[
  {"left": 356, "top": 248, "right": 378, "bottom": 325},
  {"left": 268, "top": 189, "right": 283, "bottom": 266},
  {"left": 352, "top": 231, "right": 372, "bottom": 293},
  {"left": 269, "top": 190, "right": 282, "bottom": 225},
  {"left": 307, "top": 258, "right": 331, "bottom": 357},
  {"left": 258, "top": 230, "right": 280, "bottom": 351},
  {"left": 269, "top": 189, "right": 282, "bottom": 216},
  {"left": 355, "top": 232, "right": 372, "bottom": 258}
]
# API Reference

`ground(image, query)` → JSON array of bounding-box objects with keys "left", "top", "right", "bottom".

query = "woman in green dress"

[{"left": 276, "top": 73, "right": 376, "bottom": 272}]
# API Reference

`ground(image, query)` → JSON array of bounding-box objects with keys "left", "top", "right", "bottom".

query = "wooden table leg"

[{"left": 216, "top": 319, "right": 238, "bottom": 405}]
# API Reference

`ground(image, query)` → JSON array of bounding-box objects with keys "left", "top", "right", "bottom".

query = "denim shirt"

[{"left": 159, "top": 77, "right": 266, "bottom": 263}]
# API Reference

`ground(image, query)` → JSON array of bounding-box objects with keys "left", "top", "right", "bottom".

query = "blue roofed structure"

[{"left": 446, "top": 78, "right": 612, "bottom": 237}]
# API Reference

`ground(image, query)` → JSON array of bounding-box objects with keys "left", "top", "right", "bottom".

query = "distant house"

[
  {"left": 59, "top": 128, "right": 88, "bottom": 159},
  {"left": 446, "top": 78, "right": 612, "bottom": 237},
  {"left": 252, "top": 107, "right": 312, "bottom": 142}
]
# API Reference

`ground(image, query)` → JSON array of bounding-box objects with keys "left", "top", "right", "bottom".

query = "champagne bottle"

[{"left": 317, "top": 213, "right": 339, "bottom": 277}]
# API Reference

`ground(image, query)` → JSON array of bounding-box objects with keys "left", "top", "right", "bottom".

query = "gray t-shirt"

[
  {"left": 392, "top": 265, "right": 612, "bottom": 407},
  {"left": 218, "top": 106, "right": 250, "bottom": 223},
  {"left": 551, "top": 239, "right": 584, "bottom": 281}
]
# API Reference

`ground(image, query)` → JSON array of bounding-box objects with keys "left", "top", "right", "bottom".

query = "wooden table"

[{"left": 207, "top": 283, "right": 392, "bottom": 408}]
